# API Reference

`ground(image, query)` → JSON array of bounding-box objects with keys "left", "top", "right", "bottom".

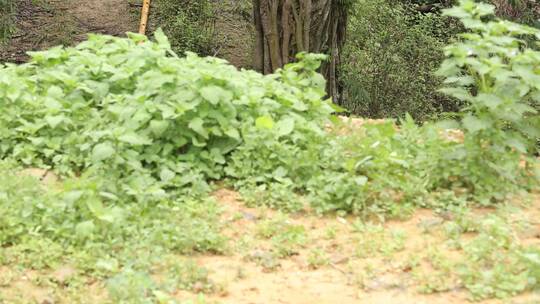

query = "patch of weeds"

[
  {"left": 353, "top": 221, "right": 407, "bottom": 258},
  {"left": 164, "top": 259, "right": 220, "bottom": 294},
  {"left": 107, "top": 268, "right": 157, "bottom": 303},
  {"left": 255, "top": 214, "right": 294, "bottom": 238},
  {"left": 324, "top": 225, "right": 338, "bottom": 240},
  {"left": 0, "top": 268, "right": 17, "bottom": 287},
  {"left": 456, "top": 214, "right": 534, "bottom": 300},
  {"left": 271, "top": 225, "right": 307, "bottom": 258},
  {"left": 442, "top": 205, "right": 483, "bottom": 248},
  {"left": 235, "top": 235, "right": 255, "bottom": 254},
  {"left": 307, "top": 248, "right": 330, "bottom": 269},
  {"left": 416, "top": 248, "right": 459, "bottom": 294},
  {"left": 107, "top": 259, "right": 219, "bottom": 303},
  {"left": 244, "top": 250, "right": 281, "bottom": 272},
  {"left": 420, "top": 190, "right": 468, "bottom": 212},
  {"left": 352, "top": 263, "right": 377, "bottom": 290},
  {"left": 0, "top": 161, "right": 228, "bottom": 302},
  {"left": 1, "top": 238, "right": 66, "bottom": 270},
  {"left": 256, "top": 215, "right": 308, "bottom": 258},
  {"left": 239, "top": 182, "right": 304, "bottom": 212}
]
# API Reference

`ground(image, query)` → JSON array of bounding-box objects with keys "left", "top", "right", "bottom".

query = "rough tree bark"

[{"left": 252, "top": 0, "right": 348, "bottom": 103}]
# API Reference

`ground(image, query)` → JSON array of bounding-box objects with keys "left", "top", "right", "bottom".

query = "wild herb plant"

[
  {"left": 434, "top": 0, "right": 540, "bottom": 203},
  {"left": 0, "top": 30, "right": 333, "bottom": 202}
]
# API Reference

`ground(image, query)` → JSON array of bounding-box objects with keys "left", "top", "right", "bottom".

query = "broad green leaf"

[
  {"left": 200, "top": 85, "right": 232, "bottom": 105},
  {"left": 505, "top": 137, "right": 527, "bottom": 153},
  {"left": 188, "top": 118, "right": 209, "bottom": 139},
  {"left": 476, "top": 94, "right": 503, "bottom": 110},
  {"left": 225, "top": 128, "right": 240, "bottom": 140},
  {"left": 92, "top": 143, "right": 115, "bottom": 162},
  {"left": 119, "top": 133, "right": 152, "bottom": 145},
  {"left": 354, "top": 176, "right": 368, "bottom": 186},
  {"left": 159, "top": 168, "right": 176, "bottom": 182},
  {"left": 276, "top": 117, "right": 295, "bottom": 137},
  {"left": 75, "top": 220, "right": 95, "bottom": 239},
  {"left": 149, "top": 120, "right": 169, "bottom": 136},
  {"left": 154, "top": 28, "right": 171, "bottom": 49},
  {"left": 439, "top": 87, "right": 472, "bottom": 101},
  {"left": 98, "top": 206, "right": 124, "bottom": 223},
  {"left": 86, "top": 198, "right": 105, "bottom": 218},
  {"left": 256, "top": 116, "right": 274, "bottom": 129},
  {"left": 45, "top": 115, "right": 64, "bottom": 128},
  {"left": 462, "top": 115, "right": 490, "bottom": 133}
]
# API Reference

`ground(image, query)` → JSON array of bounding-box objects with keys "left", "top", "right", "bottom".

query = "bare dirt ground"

[
  {"left": 0, "top": 0, "right": 137, "bottom": 63},
  {"left": 67, "top": 0, "right": 135, "bottom": 40}
]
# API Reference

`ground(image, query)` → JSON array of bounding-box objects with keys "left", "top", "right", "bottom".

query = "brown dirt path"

[
  {"left": 0, "top": 0, "right": 137, "bottom": 63},
  {"left": 67, "top": 0, "right": 136, "bottom": 40}
]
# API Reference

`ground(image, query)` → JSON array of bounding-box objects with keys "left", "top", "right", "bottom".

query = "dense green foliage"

[
  {"left": 435, "top": 0, "right": 540, "bottom": 202},
  {"left": 485, "top": 0, "right": 540, "bottom": 27},
  {"left": 0, "top": 1, "right": 538, "bottom": 219},
  {"left": 0, "top": 30, "right": 333, "bottom": 197},
  {"left": 340, "top": 0, "right": 540, "bottom": 121},
  {"left": 341, "top": 0, "right": 461, "bottom": 121}
]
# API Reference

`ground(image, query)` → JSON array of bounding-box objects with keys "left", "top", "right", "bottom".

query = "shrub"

[
  {"left": 0, "top": 30, "right": 334, "bottom": 201},
  {"left": 433, "top": 0, "right": 540, "bottom": 203}
]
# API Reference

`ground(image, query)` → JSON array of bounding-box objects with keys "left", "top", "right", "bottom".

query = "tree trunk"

[{"left": 252, "top": 0, "right": 347, "bottom": 103}]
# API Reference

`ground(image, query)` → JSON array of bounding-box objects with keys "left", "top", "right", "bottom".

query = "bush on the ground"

[
  {"left": 433, "top": 0, "right": 540, "bottom": 203},
  {"left": 0, "top": 30, "right": 333, "bottom": 203}
]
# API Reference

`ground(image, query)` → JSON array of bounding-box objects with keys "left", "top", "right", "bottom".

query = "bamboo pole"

[{"left": 138, "top": 0, "right": 151, "bottom": 35}]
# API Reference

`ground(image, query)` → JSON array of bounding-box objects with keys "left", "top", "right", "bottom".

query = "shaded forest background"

[{"left": 1, "top": 0, "right": 539, "bottom": 121}]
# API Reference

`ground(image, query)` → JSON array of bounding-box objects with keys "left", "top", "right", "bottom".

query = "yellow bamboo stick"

[{"left": 138, "top": 0, "right": 151, "bottom": 35}]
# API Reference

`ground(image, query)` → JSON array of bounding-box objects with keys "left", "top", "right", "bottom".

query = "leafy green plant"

[
  {"left": 0, "top": 30, "right": 333, "bottom": 202},
  {"left": 107, "top": 269, "right": 157, "bottom": 303},
  {"left": 165, "top": 259, "right": 219, "bottom": 294},
  {"left": 434, "top": 0, "right": 540, "bottom": 203}
]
